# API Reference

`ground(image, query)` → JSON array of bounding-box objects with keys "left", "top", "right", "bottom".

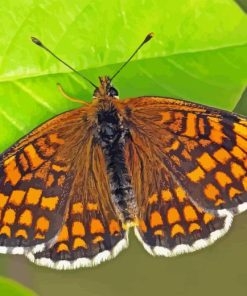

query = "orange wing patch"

[
  {"left": 41, "top": 196, "right": 59, "bottom": 211},
  {"left": 167, "top": 207, "right": 181, "bottom": 224},
  {"left": 71, "top": 202, "right": 83, "bottom": 214},
  {"left": 161, "top": 189, "right": 172, "bottom": 202},
  {"left": 4, "top": 156, "right": 22, "bottom": 186},
  {"left": 19, "top": 210, "right": 33, "bottom": 227},
  {"left": 25, "top": 188, "right": 42, "bottom": 205},
  {"left": 36, "top": 216, "right": 50, "bottom": 233},
  {"left": 187, "top": 167, "right": 205, "bottom": 183},
  {"left": 72, "top": 222, "right": 85, "bottom": 237},
  {"left": 9, "top": 190, "right": 26, "bottom": 206},
  {"left": 90, "top": 218, "right": 105, "bottom": 234},
  {"left": 3, "top": 209, "right": 16, "bottom": 225},
  {"left": 183, "top": 205, "right": 198, "bottom": 222},
  {"left": 150, "top": 211, "right": 163, "bottom": 228},
  {"left": 24, "top": 144, "right": 45, "bottom": 169}
]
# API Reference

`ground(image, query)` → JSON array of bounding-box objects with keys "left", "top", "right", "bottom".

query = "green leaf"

[
  {"left": 234, "top": 87, "right": 247, "bottom": 115},
  {"left": 235, "top": 0, "right": 247, "bottom": 13},
  {"left": 0, "top": 276, "right": 37, "bottom": 296},
  {"left": 0, "top": 0, "right": 247, "bottom": 154}
]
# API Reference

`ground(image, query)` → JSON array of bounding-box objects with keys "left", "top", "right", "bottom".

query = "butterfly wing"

[
  {"left": 1, "top": 105, "right": 128, "bottom": 269},
  {"left": 134, "top": 172, "right": 232, "bottom": 256},
  {"left": 0, "top": 108, "right": 91, "bottom": 254},
  {"left": 27, "top": 145, "right": 128, "bottom": 270},
  {"left": 119, "top": 96, "right": 246, "bottom": 255}
]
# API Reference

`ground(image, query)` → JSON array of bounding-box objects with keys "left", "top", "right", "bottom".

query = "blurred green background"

[{"left": 0, "top": 1, "right": 247, "bottom": 295}]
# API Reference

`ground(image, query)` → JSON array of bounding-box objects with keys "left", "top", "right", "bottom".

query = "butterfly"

[{"left": 0, "top": 33, "right": 246, "bottom": 270}]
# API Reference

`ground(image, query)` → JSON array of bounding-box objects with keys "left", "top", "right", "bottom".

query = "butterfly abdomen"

[{"left": 96, "top": 103, "right": 137, "bottom": 222}]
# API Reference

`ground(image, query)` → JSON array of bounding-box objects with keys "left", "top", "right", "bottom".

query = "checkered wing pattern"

[
  {"left": 134, "top": 170, "right": 232, "bottom": 256},
  {"left": 27, "top": 145, "right": 127, "bottom": 270},
  {"left": 122, "top": 96, "right": 246, "bottom": 255},
  {"left": 0, "top": 108, "right": 91, "bottom": 254}
]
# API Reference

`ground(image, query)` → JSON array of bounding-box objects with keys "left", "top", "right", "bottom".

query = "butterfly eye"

[{"left": 108, "top": 87, "right": 118, "bottom": 97}]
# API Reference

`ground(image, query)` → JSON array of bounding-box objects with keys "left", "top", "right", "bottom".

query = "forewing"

[
  {"left": 0, "top": 108, "right": 90, "bottom": 254},
  {"left": 122, "top": 97, "right": 247, "bottom": 216},
  {"left": 27, "top": 145, "right": 128, "bottom": 270}
]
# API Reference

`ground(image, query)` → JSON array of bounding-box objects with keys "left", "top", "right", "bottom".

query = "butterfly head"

[{"left": 93, "top": 76, "right": 119, "bottom": 100}]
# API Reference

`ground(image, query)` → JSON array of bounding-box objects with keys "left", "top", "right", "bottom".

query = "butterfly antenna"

[
  {"left": 110, "top": 32, "right": 154, "bottom": 82},
  {"left": 31, "top": 37, "right": 97, "bottom": 88}
]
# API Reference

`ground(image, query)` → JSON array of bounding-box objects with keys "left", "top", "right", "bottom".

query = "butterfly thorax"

[{"left": 95, "top": 98, "right": 138, "bottom": 223}]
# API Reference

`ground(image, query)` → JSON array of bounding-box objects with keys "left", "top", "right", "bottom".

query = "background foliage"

[
  {"left": 0, "top": 277, "right": 36, "bottom": 296},
  {"left": 0, "top": 1, "right": 247, "bottom": 295}
]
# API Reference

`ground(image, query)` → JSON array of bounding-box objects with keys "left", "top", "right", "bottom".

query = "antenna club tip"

[
  {"left": 144, "top": 32, "right": 155, "bottom": 43},
  {"left": 31, "top": 36, "right": 43, "bottom": 46}
]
